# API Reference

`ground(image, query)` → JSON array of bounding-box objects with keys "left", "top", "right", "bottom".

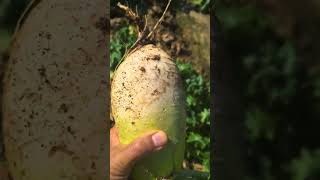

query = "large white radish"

[{"left": 2, "top": 0, "right": 109, "bottom": 179}]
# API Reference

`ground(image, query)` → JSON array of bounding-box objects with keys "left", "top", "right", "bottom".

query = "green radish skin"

[{"left": 111, "top": 44, "right": 186, "bottom": 179}]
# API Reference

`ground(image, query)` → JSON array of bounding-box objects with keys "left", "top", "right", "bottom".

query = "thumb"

[{"left": 123, "top": 131, "right": 168, "bottom": 165}]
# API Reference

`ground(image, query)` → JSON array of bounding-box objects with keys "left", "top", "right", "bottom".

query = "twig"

[
  {"left": 117, "top": 2, "right": 139, "bottom": 22},
  {"left": 146, "top": 0, "right": 172, "bottom": 39},
  {"left": 114, "top": 0, "right": 173, "bottom": 71},
  {"left": 114, "top": 16, "right": 149, "bottom": 71},
  {"left": 125, "top": 0, "right": 173, "bottom": 55},
  {"left": 117, "top": 2, "right": 145, "bottom": 32}
]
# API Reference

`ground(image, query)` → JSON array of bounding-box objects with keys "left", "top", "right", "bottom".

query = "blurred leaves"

[
  {"left": 110, "top": 26, "right": 136, "bottom": 78},
  {"left": 244, "top": 42, "right": 298, "bottom": 106},
  {"left": 218, "top": 1, "right": 320, "bottom": 179},
  {"left": 290, "top": 149, "right": 320, "bottom": 180},
  {"left": 245, "top": 108, "right": 276, "bottom": 141}
]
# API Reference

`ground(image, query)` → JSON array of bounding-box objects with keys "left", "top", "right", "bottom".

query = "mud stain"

[{"left": 48, "top": 144, "right": 74, "bottom": 157}]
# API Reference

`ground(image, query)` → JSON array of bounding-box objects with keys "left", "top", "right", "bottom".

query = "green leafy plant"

[
  {"left": 110, "top": 26, "right": 136, "bottom": 76},
  {"left": 177, "top": 61, "right": 210, "bottom": 172}
]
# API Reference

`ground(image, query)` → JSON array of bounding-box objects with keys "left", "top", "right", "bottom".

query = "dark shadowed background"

[{"left": 215, "top": 0, "right": 320, "bottom": 180}]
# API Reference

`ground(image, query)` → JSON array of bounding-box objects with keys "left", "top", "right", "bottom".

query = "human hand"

[{"left": 110, "top": 127, "right": 168, "bottom": 180}]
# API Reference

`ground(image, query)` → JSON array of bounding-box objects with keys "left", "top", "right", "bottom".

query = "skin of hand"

[{"left": 110, "top": 127, "right": 168, "bottom": 180}]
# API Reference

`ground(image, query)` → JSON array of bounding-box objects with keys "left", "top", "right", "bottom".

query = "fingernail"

[{"left": 152, "top": 131, "right": 167, "bottom": 147}]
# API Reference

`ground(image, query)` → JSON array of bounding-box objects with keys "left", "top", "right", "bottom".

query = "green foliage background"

[{"left": 217, "top": 1, "right": 320, "bottom": 179}]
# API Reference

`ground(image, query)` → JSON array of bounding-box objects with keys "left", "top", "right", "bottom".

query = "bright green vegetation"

[
  {"left": 176, "top": 61, "right": 210, "bottom": 172},
  {"left": 217, "top": 1, "right": 320, "bottom": 179}
]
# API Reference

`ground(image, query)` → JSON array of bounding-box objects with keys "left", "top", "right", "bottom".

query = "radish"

[
  {"left": 2, "top": 0, "right": 109, "bottom": 179},
  {"left": 111, "top": 1, "right": 186, "bottom": 179}
]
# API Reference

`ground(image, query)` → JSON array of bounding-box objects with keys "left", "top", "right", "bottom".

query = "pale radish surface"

[{"left": 2, "top": 0, "right": 109, "bottom": 180}]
